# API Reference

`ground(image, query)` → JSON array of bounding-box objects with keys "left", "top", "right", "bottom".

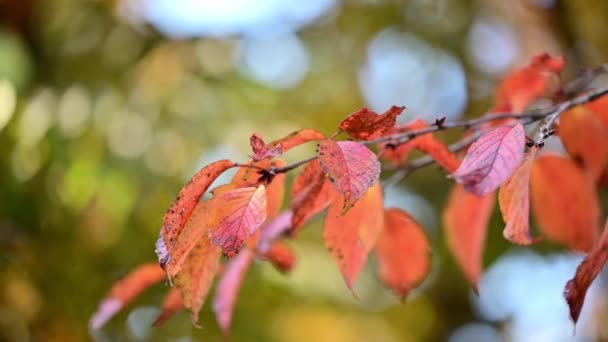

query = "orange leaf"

[
  {"left": 443, "top": 184, "right": 495, "bottom": 289},
  {"left": 90, "top": 263, "right": 165, "bottom": 329},
  {"left": 268, "top": 128, "right": 325, "bottom": 151},
  {"left": 156, "top": 159, "right": 235, "bottom": 269},
  {"left": 208, "top": 186, "right": 267, "bottom": 257},
  {"left": 375, "top": 208, "right": 431, "bottom": 300},
  {"left": 265, "top": 159, "right": 286, "bottom": 219},
  {"left": 530, "top": 154, "right": 600, "bottom": 252},
  {"left": 498, "top": 148, "right": 538, "bottom": 245},
  {"left": 586, "top": 95, "right": 608, "bottom": 131},
  {"left": 262, "top": 241, "right": 296, "bottom": 274},
  {"left": 173, "top": 226, "right": 222, "bottom": 326},
  {"left": 290, "top": 159, "right": 334, "bottom": 236},
  {"left": 382, "top": 119, "right": 460, "bottom": 172},
  {"left": 565, "top": 219, "right": 608, "bottom": 324},
  {"left": 152, "top": 287, "right": 184, "bottom": 327},
  {"left": 559, "top": 106, "right": 608, "bottom": 182},
  {"left": 231, "top": 159, "right": 271, "bottom": 187},
  {"left": 338, "top": 106, "right": 405, "bottom": 140},
  {"left": 492, "top": 53, "right": 564, "bottom": 113},
  {"left": 324, "top": 183, "right": 384, "bottom": 291},
  {"left": 249, "top": 133, "right": 283, "bottom": 161},
  {"left": 213, "top": 248, "right": 254, "bottom": 336},
  {"left": 318, "top": 140, "right": 380, "bottom": 210},
  {"left": 164, "top": 200, "right": 213, "bottom": 279}
]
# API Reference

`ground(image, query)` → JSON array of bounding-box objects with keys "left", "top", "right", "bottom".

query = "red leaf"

[
  {"left": 382, "top": 119, "right": 459, "bottom": 172},
  {"left": 152, "top": 287, "right": 184, "bottom": 327},
  {"left": 498, "top": 148, "right": 538, "bottom": 245},
  {"left": 208, "top": 186, "right": 267, "bottom": 258},
  {"left": 90, "top": 263, "right": 165, "bottom": 330},
  {"left": 586, "top": 95, "right": 608, "bottom": 131},
  {"left": 530, "top": 154, "right": 600, "bottom": 252},
  {"left": 262, "top": 241, "right": 296, "bottom": 273},
  {"left": 156, "top": 159, "right": 235, "bottom": 269},
  {"left": 164, "top": 200, "right": 213, "bottom": 279},
  {"left": 213, "top": 248, "right": 254, "bottom": 336},
  {"left": 559, "top": 106, "right": 608, "bottom": 182},
  {"left": 290, "top": 159, "right": 335, "bottom": 236},
  {"left": 324, "top": 183, "right": 384, "bottom": 291},
  {"left": 257, "top": 210, "right": 293, "bottom": 254},
  {"left": 250, "top": 133, "right": 283, "bottom": 161},
  {"left": 268, "top": 128, "right": 325, "bottom": 151},
  {"left": 451, "top": 124, "right": 525, "bottom": 196},
  {"left": 375, "top": 208, "right": 431, "bottom": 300},
  {"left": 443, "top": 185, "right": 495, "bottom": 289},
  {"left": 565, "top": 219, "right": 608, "bottom": 323},
  {"left": 338, "top": 106, "right": 405, "bottom": 140},
  {"left": 318, "top": 140, "right": 381, "bottom": 209},
  {"left": 492, "top": 53, "right": 564, "bottom": 113},
  {"left": 173, "top": 224, "right": 222, "bottom": 326}
]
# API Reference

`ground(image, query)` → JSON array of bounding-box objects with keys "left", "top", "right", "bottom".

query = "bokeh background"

[{"left": 1, "top": 0, "right": 608, "bottom": 341}]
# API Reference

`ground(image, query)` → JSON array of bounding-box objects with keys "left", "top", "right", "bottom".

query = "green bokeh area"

[{"left": 0, "top": 1, "right": 607, "bottom": 341}]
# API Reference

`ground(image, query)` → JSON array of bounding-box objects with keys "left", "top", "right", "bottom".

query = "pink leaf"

[
  {"left": 213, "top": 248, "right": 254, "bottom": 336},
  {"left": 250, "top": 133, "right": 283, "bottom": 161},
  {"left": 317, "top": 140, "right": 381, "bottom": 210},
  {"left": 451, "top": 124, "right": 525, "bottom": 196},
  {"left": 208, "top": 186, "right": 267, "bottom": 258},
  {"left": 256, "top": 210, "right": 293, "bottom": 254}
]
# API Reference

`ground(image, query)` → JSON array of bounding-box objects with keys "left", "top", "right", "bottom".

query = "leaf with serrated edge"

[
  {"left": 339, "top": 106, "right": 405, "bottom": 140},
  {"left": 324, "top": 183, "right": 384, "bottom": 291},
  {"left": 451, "top": 124, "right": 525, "bottom": 196},
  {"left": 318, "top": 140, "right": 380, "bottom": 209},
  {"left": 208, "top": 186, "right": 267, "bottom": 257}
]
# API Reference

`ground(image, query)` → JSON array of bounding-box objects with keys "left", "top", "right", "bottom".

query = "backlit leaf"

[
  {"left": 564, "top": 219, "right": 608, "bottom": 323},
  {"left": 451, "top": 124, "right": 525, "bottom": 196},
  {"left": 338, "top": 106, "right": 405, "bottom": 140},
  {"left": 152, "top": 287, "right": 184, "bottom": 327},
  {"left": 208, "top": 186, "right": 267, "bottom": 257},
  {"left": 324, "top": 183, "right": 384, "bottom": 291},
  {"left": 493, "top": 53, "right": 564, "bottom": 112},
  {"left": 290, "top": 159, "right": 334, "bottom": 235},
  {"left": 173, "top": 225, "right": 222, "bottom": 326},
  {"left": 443, "top": 184, "right": 495, "bottom": 289},
  {"left": 559, "top": 106, "right": 608, "bottom": 182},
  {"left": 90, "top": 263, "right": 165, "bottom": 330},
  {"left": 498, "top": 148, "right": 538, "bottom": 245},
  {"left": 250, "top": 133, "right": 283, "bottom": 161},
  {"left": 530, "top": 154, "right": 600, "bottom": 252},
  {"left": 156, "top": 159, "right": 235, "bottom": 269},
  {"left": 375, "top": 208, "right": 431, "bottom": 300},
  {"left": 213, "top": 248, "right": 254, "bottom": 336},
  {"left": 318, "top": 140, "right": 381, "bottom": 209}
]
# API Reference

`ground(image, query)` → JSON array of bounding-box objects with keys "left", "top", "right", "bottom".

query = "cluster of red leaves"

[{"left": 91, "top": 53, "right": 608, "bottom": 334}]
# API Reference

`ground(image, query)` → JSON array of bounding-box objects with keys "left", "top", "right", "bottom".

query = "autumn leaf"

[
  {"left": 152, "top": 287, "right": 184, "bottom": 327},
  {"left": 382, "top": 119, "right": 459, "bottom": 172},
  {"left": 586, "top": 95, "right": 608, "bottom": 131},
  {"left": 268, "top": 128, "right": 326, "bottom": 151},
  {"left": 375, "top": 208, "right": 431, "bottom": 300},
  {"left": 492, "top": 53, "right": 564, "bottom": 113},
  {"left": 338, "top": 106, "right": 405, "bottom": 140},
  {"left": 318, "top": 140, "right": 381, "bottom": 210},
  {"left": 156, "top": 159, "right": 235, "bottom": 269},
  {"left": 451, "top": 123, "right": 525, "bottom": 196},
  {"left": 564, "top": 219, "right": 608, "bottom": 324},
  {"left": 262, "top": 241, "right": 296, "bottom": 273},
  {"left": 290, "top": 159, "right": 334, "bottom": 235},
  {"left": 530, "top": 154, "right": 600, "bottom": 252},
  {"left": 164, "top": 200, "right": 213, "bottom": 279},
  {"left": 213, "top": 248, "right": 254, "bottom": 336},
  {"left": 498, "top": 148, "right": 538, "bottom": 245},
  {"left": 173, "top": 226, "right": 222, "bottom": 326},
  {"left": 558, "top": 106, "right": 608, "bottom": 182},
  {"left": 257, "top": 210, "right": 293, "bottom": 253},
  {"left": 90, "top": 263, "right": 165, "bottom": 330},
  {"left": 250, "top": 133, "right": 283, "bottom": 161},
  {"left": 208, "top": 186, "right": 267, "bottom": 257},
  {"left": 324, "top": 183, "right": 384, "bottom": 291},
  {"left": 443, "top": 184, "right": 495, "bottom": 289}
]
